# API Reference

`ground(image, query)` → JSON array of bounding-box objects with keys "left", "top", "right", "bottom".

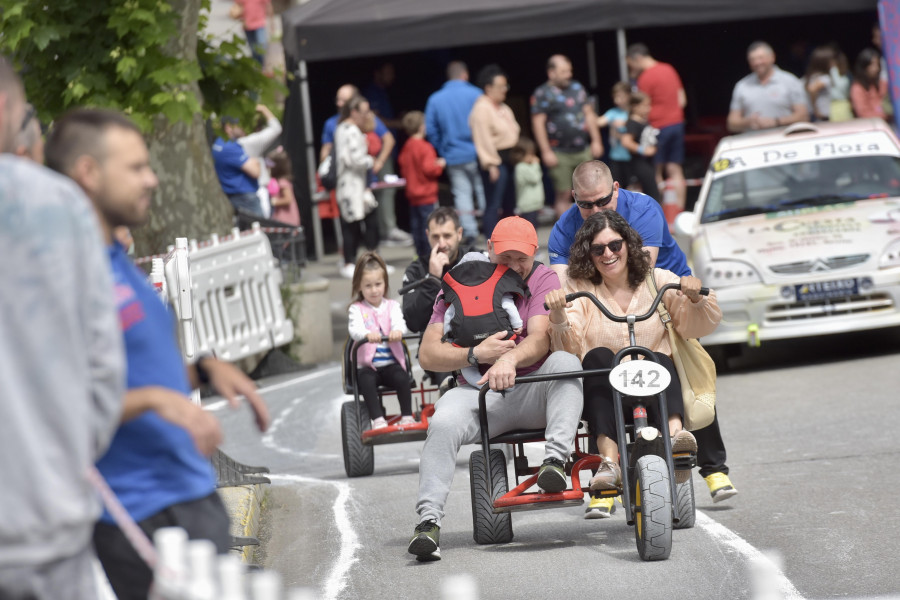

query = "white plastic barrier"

[{"left": 186, "top": 223, "right": 294, "bottom": 362}]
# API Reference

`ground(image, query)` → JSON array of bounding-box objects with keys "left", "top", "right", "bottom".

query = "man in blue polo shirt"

[
  {"left": 548, "top": 160, "right": 738, "bottom": 515},
  {"left": 425, "top": 61, "right": 485, "bottom": 244},
  {"left": 212, "top": 115, "right": 263, "bottom": 216},
  {"left": 45, "top": 108, "right": 270, "bottom": 600}
]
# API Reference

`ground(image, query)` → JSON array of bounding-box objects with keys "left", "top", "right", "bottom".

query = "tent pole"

[
  {"left": 298, "top": 59, "right": 324, "bottom": 261},
  {"left": 617, "top": 28, "right": 628, "bottom": 83},
  {"left": 586, "top": 33, "right": 598, "bottom": 91}
]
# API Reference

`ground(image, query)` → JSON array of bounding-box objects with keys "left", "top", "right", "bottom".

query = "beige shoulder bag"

[{"left": 645, "top": 272, "right": 717, "bottom": 431}]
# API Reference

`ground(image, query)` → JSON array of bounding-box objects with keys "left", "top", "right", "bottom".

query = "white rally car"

[{"left": 674, "top": 119, "right": 900, "bottom": 354}]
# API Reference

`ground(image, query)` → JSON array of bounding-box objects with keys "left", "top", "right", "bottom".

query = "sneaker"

[
  {"left": 536, "top": 457, "right": 567, "bottom": 493},
  {"left": 589, "top": 457, "right": 621, "bottom": 491},
  {"left": 407, "top": 519, "right": 441, "bottom": 561},
  {"left": 388, "top": 228, "right": 413, "bottom": 242},
  {"left": 584, "top": 495, "right": 618, "bottom": 519},
  {"left": 398, "top": 415, "right": 417, "bottom": 426},
  {"left": 671, "top": 430, "right": 698, "bottom": 484},
  {"left": 371, "top": 416, "right": 388, "bottom": 429},
  {"left": 339, "top": 263, "right": 356, "bottom": 279},
  {"left": 384, "top": 263, "right": 396, "bottom": 275},
  {"left": 704, "top": 472, "right": 738, "bottom": 503}
]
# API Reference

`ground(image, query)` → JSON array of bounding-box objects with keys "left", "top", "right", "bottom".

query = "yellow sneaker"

[
  {"left": 584, "top": 495, "right": 618, "bottom": 519},
  {"left": 704, "top": 472, "right": 738, "bottom": 503}
]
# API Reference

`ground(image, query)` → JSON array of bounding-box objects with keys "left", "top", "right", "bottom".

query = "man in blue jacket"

[
  {"left": 46, "top": 108, "right": 271, "bottom": 600},
  {"left": 549, "top": 160, "right": 738, "bottom": 517},
  {"left": 425, "top": 61, "right": 485, "bottom": 244}
]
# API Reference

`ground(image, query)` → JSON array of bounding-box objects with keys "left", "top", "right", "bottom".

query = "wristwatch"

[{"left": 467, "top": 346, "right": 478, "bottom": 367}]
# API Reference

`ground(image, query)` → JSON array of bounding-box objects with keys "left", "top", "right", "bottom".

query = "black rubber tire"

[
  {"left": 673, "top": 477, "right": 696, "bottom": 530},
  {"left": 341, "top": 401, "right": 374, "bottom": 477},
  {"left": 634, "top": 454, "right": 673, "bottom": 561},
  {"left": 469, "top": 449, "right": 513, "bottom": 544}
]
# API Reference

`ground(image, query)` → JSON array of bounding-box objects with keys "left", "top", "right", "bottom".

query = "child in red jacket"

[{"left": 397, "top": 111, "right": 445, "bottom": 257}]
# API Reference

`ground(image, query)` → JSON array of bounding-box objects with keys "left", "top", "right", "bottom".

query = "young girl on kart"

[
  {"left": 348, "top": 252, "right": 414, "bottom": 429},
  {"left": 545, "top": 211, "right": 722, "bottom": 518}
]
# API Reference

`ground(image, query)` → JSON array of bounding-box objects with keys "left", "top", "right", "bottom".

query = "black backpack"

[{"left": 319, "top": 143, "right": 338, "bottom": 191}]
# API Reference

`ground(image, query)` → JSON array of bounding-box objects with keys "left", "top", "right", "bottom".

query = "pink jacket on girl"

[{"left": 351, "top": 299, "right": 408, "bottom": 370}]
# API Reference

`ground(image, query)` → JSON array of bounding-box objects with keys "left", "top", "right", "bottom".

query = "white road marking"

[
  {"left": 262, "top": 393, "right": 358, "bottom": 600},
  {"left": 696, "top": 511, "right": 805, "bottom": 599},
  {"left": 260, "top": 392, "right": 343, "bottom": 459},
  {"left": 204, "top": 365, "right": 342, "bottom": 412},
  {"left": 267, "top": 474, "right": 358, "bottom": 600}
]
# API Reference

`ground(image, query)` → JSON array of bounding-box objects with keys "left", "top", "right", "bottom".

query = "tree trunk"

[{"left": 134, "top": 0, "right": 233, "bottom": 255}]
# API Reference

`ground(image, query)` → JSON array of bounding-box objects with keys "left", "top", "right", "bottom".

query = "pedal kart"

[
  {"left": 469, "top": 283, "right": 701, "bottom": 561},
  {"left": 340, "top": 334, "right": 439, "bottom": 477}
]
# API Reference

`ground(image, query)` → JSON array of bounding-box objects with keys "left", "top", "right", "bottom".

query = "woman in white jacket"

[{"left": 335, "top": 95, "right": 379, "bottom": 277}]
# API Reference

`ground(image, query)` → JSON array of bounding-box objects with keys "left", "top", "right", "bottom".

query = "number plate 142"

[{"left": 609, "top": 361, "right": 672, "bottom": 397}]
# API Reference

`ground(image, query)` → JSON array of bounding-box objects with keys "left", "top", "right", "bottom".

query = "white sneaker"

[
  {"left": 398, "top": 415, "right": 417, "bottom": 426},
  {"left": 385, "top": 263, "right": 396, "bottom": 274},
  {"left": 388, "top": 228, "right": 413, "bottom": 242},
  {"left": 371, "top": 417, "right": 388, "bottom": 429},
  {"left": 340, "top": 263, "right": 356, "bottom": 279}
]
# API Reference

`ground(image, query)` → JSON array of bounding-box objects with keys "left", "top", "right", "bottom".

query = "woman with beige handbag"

[{"left": 545, "top": 210, "right": 721, "bottom": 518}]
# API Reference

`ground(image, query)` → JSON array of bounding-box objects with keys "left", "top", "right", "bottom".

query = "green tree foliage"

[
  {"left": 0, "top": 0, "right": 282, "bottom": 129},
  {"left": 0, "top": 0, "right": 287, "bottom": 254}
]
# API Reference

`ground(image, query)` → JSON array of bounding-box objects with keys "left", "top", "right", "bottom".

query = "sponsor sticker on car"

[{"left": 794, "top": 279, "right": 858, "bottom": 301}]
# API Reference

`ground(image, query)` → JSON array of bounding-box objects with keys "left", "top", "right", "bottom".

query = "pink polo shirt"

[{"left": 237, "top": 0, "right": 269, "bottom": 31}]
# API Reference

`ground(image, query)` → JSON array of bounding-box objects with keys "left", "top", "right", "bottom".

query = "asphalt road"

[{"left": 213, "top": 326, "right": 900, "bottom": 600}]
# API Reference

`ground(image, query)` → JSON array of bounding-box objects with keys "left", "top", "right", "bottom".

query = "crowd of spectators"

[{"left": 299, "top": 28, "right": 893, "bottom": 271}]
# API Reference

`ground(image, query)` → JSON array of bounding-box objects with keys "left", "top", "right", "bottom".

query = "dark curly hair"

[{"left": 567, "top": 211, "right": 651, "bottom": 290}]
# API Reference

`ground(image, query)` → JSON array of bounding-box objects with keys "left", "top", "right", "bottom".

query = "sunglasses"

[
  {"left": 574, "top": 188, "right": 614, "bottom": 210},
  {"left": 589, "top": 239, "right": 625, "bottom": 256}
]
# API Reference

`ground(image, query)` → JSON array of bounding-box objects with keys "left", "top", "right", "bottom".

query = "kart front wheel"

[
  {"left": 341, "top": 401, "right": 374, "bottom": 477},
  {"left": 469, "top": 449, "right": 513, "bottom": 544},
  {"left": 634, "top": 454, "right": 673, "bottom": 560}
]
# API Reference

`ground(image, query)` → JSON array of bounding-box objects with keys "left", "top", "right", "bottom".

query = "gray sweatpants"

[{"left": 415, "top": 351, "right": 583, "bottom": 526}]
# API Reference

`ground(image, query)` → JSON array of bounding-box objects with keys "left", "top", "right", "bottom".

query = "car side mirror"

[{"left": 673, "top": 211, "right": 696, "bottom": 238}]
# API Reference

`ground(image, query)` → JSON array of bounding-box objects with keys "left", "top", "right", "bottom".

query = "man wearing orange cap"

[{"left": 408, "top": 216, "right": 583, "bottom": 561}]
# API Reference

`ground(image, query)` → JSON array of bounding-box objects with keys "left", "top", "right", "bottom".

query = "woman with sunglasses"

[{"left": 545, "top": 210, "right": 721, "bottom": 518}]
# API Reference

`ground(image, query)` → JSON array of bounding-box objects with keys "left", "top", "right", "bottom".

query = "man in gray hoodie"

[{"left": 0, "top": 59, "right": 125, "bottom": 599}]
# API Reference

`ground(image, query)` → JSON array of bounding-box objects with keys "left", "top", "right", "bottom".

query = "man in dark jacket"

[{"left": 401, "top": 207, "right": 477, "bottom": 383}]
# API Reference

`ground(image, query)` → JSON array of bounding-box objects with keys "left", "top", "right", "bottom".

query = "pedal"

[{"left": 672, "top": 452, "right": 697, "bottom": 471}]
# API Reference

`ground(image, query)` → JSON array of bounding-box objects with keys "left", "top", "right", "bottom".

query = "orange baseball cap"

[{"left": 490, "top": 216, "right": 538, "bottom": 256}]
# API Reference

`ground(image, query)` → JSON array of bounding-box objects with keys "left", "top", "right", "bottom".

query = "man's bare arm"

[{"left": 241, "top": 156, "right": 261, "bottom": 179}]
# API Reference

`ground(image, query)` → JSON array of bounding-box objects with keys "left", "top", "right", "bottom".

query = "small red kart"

[{"left": 340, "top": 334, "right": 440, "bottom": 477}]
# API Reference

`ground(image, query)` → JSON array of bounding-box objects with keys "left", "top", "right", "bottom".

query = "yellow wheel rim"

[{"left": 636, "top": 485, "right": 642, "bottom": 538}]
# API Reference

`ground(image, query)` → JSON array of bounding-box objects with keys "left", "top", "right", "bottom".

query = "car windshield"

[{"left": 701, "top": 155, "right": 900, "bottom": 223}]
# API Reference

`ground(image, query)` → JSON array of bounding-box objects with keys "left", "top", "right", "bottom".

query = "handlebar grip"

[
  {"left": 542, "top": 291, "right": 590, "bottom": 311},
  {"left": 699, "top": 287, "right": 710, "bottom": 296}
]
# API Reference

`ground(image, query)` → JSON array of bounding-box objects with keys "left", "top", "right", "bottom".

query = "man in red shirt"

[
  {"left": 627, "top": 43, "right": 687, "bottom": 211},
  {"left": 398, "top": 111, "right": 446, "bottom": 257}
]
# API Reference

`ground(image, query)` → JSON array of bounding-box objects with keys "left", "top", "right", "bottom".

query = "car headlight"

[
  {"left": 880, "top": 238, "right": 900, "bottom": 269},
  {"left": 699, "top": 260, "right": 762, "bottom": 288}
]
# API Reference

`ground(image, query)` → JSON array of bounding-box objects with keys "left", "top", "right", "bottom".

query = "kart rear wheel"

[
  {"left": 634, "top": 454, "right": 673, "bottom": 560},
  {"left": 469, "top": 449, "right": 513, "bottom": 544},
  {"left": 341, "top": 401, "right": 374, "bottom": 477},
  {"left": 674, "top": 477, "right": 696, "bottom": 530}
]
